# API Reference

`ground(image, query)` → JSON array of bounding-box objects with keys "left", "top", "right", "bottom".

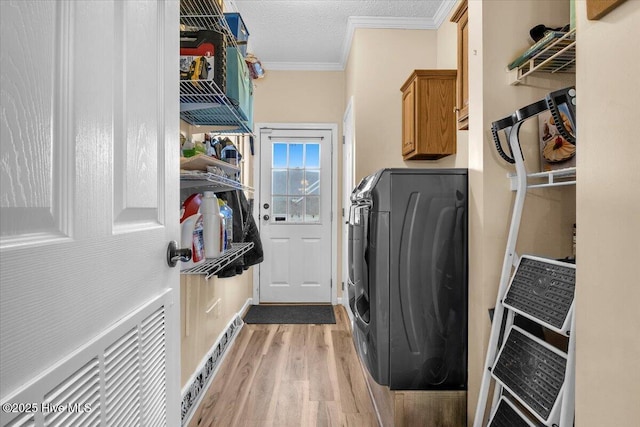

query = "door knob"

[
  {"left": 166, "top": 240, "right": 191, "bottom": 267},
  {"left": 263, "top": 214, "right": 270, "bottom": 221}
]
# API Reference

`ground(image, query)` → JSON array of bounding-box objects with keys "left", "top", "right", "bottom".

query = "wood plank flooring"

[{"left": 187, "top": 305, "right": 379, "bottom": 427}]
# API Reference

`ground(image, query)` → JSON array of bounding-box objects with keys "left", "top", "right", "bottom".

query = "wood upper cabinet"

[
  {"left": 451, "top": 0, "right": 469, "bottom": 130},
  {"left": 400, "top": 70, "right": 457, "bottom": 160},
  {"left": 401, "top": 78, "right": 417, "bottom": 156}
]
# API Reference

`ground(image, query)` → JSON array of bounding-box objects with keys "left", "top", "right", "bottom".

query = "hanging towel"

[{"left": 216, "top": 190, "right": 263, "bottom": 277}]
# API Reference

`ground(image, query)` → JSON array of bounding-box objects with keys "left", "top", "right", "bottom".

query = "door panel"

[
  {"left": 0, "top": 1, "right": 180, "bottom": 425},
  {"left": 0, "top": 0, "right": 69, "bottom": 245},
  {"left": 258, "top": 127, "right": 332, "bottom": 303}
]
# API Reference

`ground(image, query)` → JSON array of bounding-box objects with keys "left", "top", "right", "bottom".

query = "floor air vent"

[{"left": 0, "top": 292, "right": 171, "bottom": 427}]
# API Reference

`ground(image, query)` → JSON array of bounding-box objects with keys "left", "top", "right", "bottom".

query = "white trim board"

[{"left": 180, "top": 297, "right": 252, "bottom": 426}]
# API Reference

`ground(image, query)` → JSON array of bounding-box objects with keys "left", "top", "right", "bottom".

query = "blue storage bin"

[
  {"left": 226, "top": 46, "right": 253, "bottom": 124},
  {"left": 224, "top": 12, "right": 249, "bottom": 56}
]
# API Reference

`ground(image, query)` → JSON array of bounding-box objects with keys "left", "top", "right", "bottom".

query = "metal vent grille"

[
  {"left": 141, "top": 308, "right": 168, "bottom": 426},
  {"left": 105, "top": 328, "right": 142, "bottom": 426},
  {"left": 43, "top": 358, "right": 101, "bottom": 426},
  {"left": 5, "top": 413, "right": 36, "bottom": 427},
  {"left": 0, "top": 295, "right": 169, "bottom": 427},
  {"left": 103, "top": 307, "right": 167, "bottom": 427}
]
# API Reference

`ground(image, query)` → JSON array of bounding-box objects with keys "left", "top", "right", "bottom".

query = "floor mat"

[{"left": 243, "top": 305, "right": 336, "bottom": 324}]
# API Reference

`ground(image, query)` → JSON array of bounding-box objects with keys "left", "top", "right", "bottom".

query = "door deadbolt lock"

[
  {"left": 263, "top": 203, "right": 270, "bottom": 209},
  {"left": 166, "top": 240, "right": 191, "bottom": 267},
  {"left": 263, "top": 214, "right": 270, "bottom": 221}
]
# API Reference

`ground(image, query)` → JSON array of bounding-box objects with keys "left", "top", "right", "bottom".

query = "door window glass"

[{"left": 271, "top": 142, "right": 322, "bottom": 223}]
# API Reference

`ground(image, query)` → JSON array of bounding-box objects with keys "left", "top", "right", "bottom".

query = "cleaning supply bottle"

[
  {"left": 200, "top": 191, "right": 223, "bottom": 258},
  {"left": 180, "top": 213, "right": 205, "bottom": 269},
  {"left": 180, "top": 193, "right": 202, "bottom": 222},
  {"left": 179, "top": 193, "right": 204, "bottom": 269},
  {"left": 218, "top": 199, "right": 233, "bottom": 250}
]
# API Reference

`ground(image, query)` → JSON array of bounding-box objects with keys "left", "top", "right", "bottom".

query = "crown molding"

[
  {"left": 262, "top": 61, "right": 344, "bottom": 71},
  {"left": 264, "top": 2, "right": 459, "bottom": 72},
  {"left": 434, "top": 0, "right": 459, "bottom": 27},
  {"left": 339, "top": 15, "right": 444, "bottom": 69}
]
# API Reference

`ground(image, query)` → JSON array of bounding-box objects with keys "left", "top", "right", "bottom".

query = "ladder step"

[
  {"left": 504, "top": 256, "right": 575, "bottom": 333},
  {"left": 489, "top": 397, "right": 539, "bottom": 427},
  {"left": 492, "top": 326, "right": 567, "bottom": 424}
]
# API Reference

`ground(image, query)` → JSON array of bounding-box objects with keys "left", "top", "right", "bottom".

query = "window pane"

[
  {"left": 306, "top": 144, "right": 320, "bottom": 168},
  {"left": 288, "top": 169, "right": 305, "bottom": 196},
  {"left": 289, "top": 144, "right": 304, "bottom": 168},
  {"left": 272, "top": 170, "right": 287, "bottom": 195},
  {"left": 272, "top": 196, "right": 287, "bottom": 221},
  {"left": 273, "top": 143, "right": 287, "bottom": 168},
  {"left": 306, "top": 196, "right": 320, "bottom": 222},
  {"left": 289, "top": 197, "right": 304, "bottom": 222},
  {"left": 305, "top": 170, "right": 320, "bottom": 195}
]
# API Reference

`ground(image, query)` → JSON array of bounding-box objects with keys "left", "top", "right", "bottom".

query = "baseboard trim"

[{"left": 180, "top": 297, "right": 251, "bottom": 425}]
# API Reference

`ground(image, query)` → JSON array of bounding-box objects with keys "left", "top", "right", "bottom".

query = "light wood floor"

[{"left": 187, "top": 305, "right": 379, "bottom": 427}]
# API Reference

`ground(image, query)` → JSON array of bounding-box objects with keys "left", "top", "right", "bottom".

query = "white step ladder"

[{"left": 474, "top": 88, "right": 577, "bottom": 427}]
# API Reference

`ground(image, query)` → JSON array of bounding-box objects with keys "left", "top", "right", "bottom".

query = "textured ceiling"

[{"left": 229, "top": 0, "right": 457, "bottom": 70}]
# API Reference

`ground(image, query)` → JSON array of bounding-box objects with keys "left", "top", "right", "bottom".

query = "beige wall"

[
  {"left": 345, "top": 27, "right": 469, "bottom": 180},
  {"left": 575, "top": 1, "right": 640, "bottom": 424},
  {"left": 438, "top": 7, "right": 470, "bottom": 170},
  {"left": 345, "top": 28, "right": 470, "bottom": 180},
  {"left": 253, "top": 70, "right": 345, "bottom": 125},
  {"left": 181, "top": 273, "right": 252, "bottom": 387},
  {"left": 178, "top": 126, "right": 257, "bottom": 387},
  {"left": 467, "top": 1, "right": 574, "bottom": 423}
]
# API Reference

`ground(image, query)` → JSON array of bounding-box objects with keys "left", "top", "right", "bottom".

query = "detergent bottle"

[
  {"left": 200, "top": 191, "right": 223, "bottom": 258},
  {"left": 180, "top": 193, "right": 205, "bottom": 269},
  {"left": 180, "top": 193, "right": 201, "bottom": 222},
  {"left": 180, "top": 213, "right": 205, "bottom": 269}
]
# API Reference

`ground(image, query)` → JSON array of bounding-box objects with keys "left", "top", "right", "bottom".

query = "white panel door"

[
  {"left": 258, "top": 127, "right": 333, "bottom": 303},
  {"left": 0, "top": 1, "right": 180, "bottom": 426}
]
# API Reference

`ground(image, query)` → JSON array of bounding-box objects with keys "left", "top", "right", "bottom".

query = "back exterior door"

[
  {"left": 257, "top": 126, "right": 333, "bottom": 303},
  {"left": 0, "top": 1, "right": 180, "bottom": 425}
]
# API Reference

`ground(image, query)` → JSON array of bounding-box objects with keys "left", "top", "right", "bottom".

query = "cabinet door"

[
  {"left": 402, "top": 80, "right": 417, "bottom": 156},
  {"left": 452, "top": 0, "right": 469, "bottom": 130}
]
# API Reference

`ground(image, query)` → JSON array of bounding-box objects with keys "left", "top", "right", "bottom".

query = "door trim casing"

[
  {"left": 253, "top": 123, "right": 339, "bottom": 305},
  {"left": 342, "top": 97, "right": 355, "bottom": 319}
]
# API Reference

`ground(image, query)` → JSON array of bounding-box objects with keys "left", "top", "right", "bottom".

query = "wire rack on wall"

[
  {"left": 180, "top": 170, "right": 253, "bottom": 192},
  {"left": 181, "top": 242, "right": 254, "bottom": 279},
  {"left": 179, "top": 0, "right": 253, "bottom": 133},
  {"left": 509, "top": 29, "right": 576, "bottom": 85},
  {"left": 179, "top": 80, "right": 252, "bottom": 132}
]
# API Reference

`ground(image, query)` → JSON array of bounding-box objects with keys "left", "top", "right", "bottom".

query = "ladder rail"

[
  {"left": 559, "top": 312, "right": 576, "bottom": 427},
  {"left": 476, "top": 87, "right": 577, "bottom": 426},
  {"left": 474, "top": 121, "right": 529, "bottom": 427}
]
